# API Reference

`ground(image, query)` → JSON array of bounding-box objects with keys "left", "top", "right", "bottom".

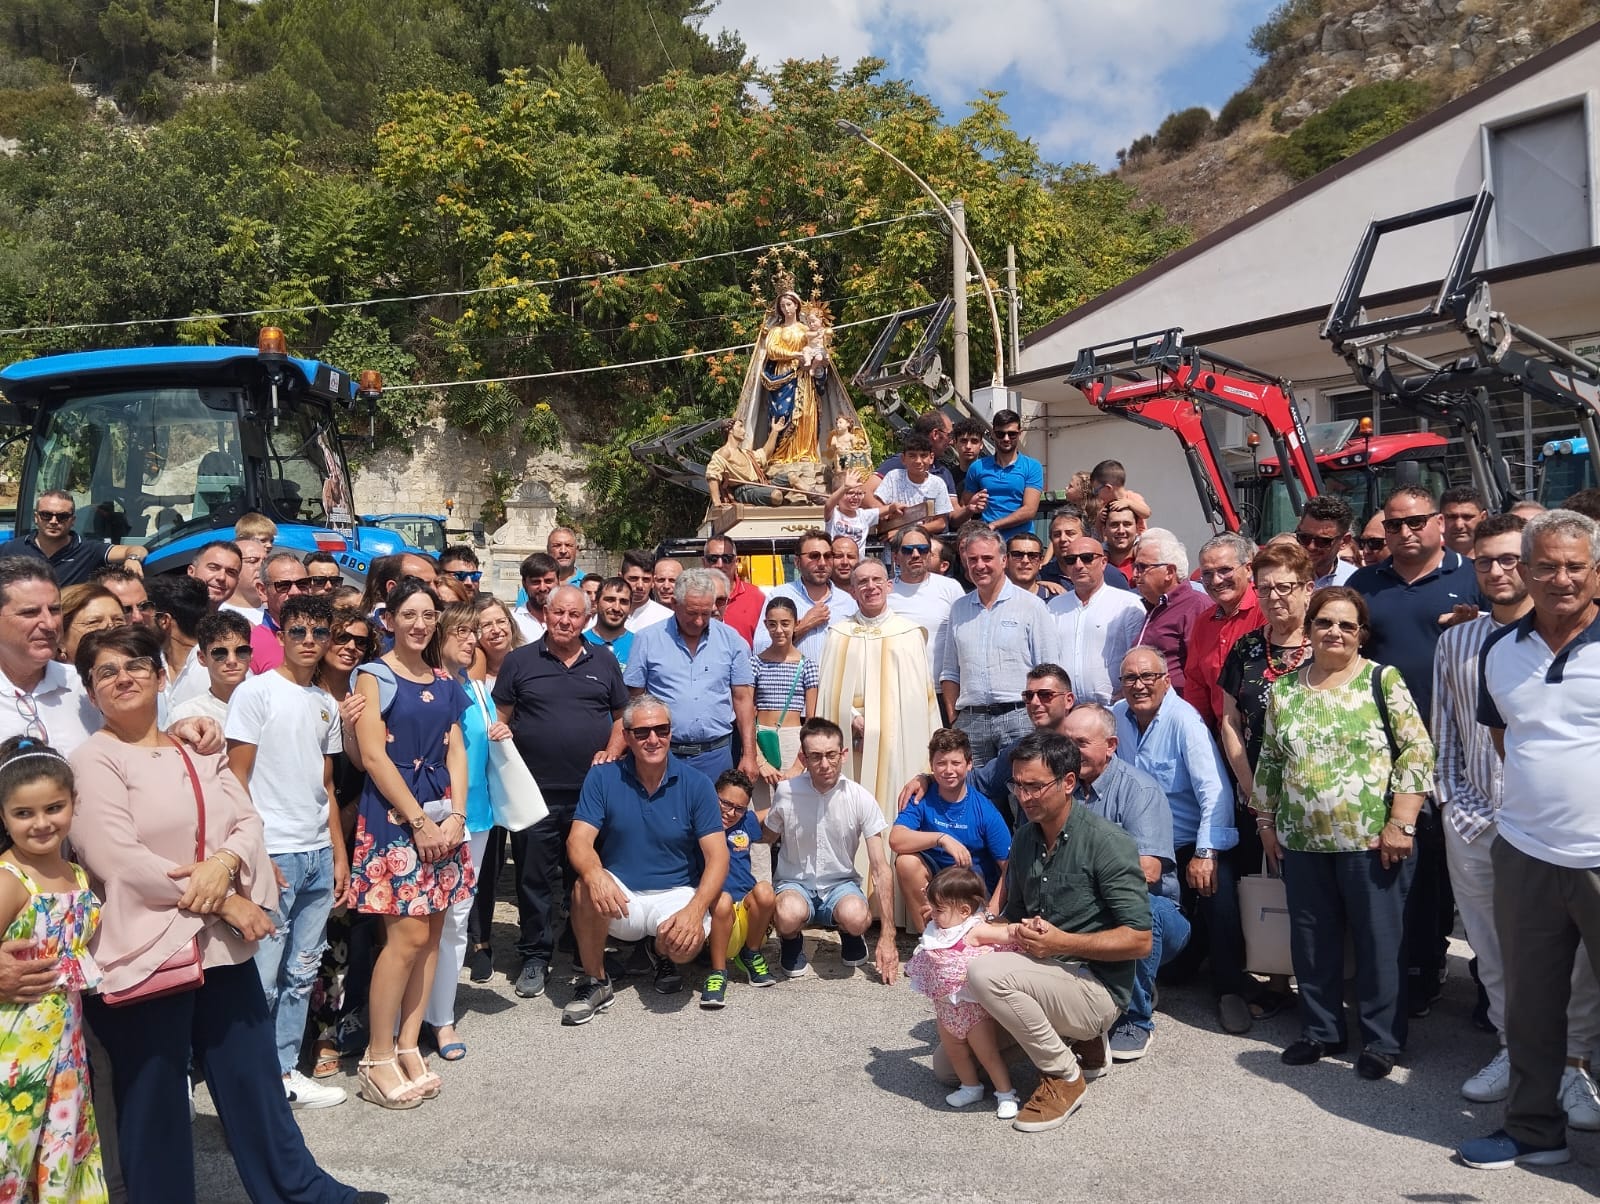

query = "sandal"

[
  {"left": 1249, "top": 989, "right": 1293, "bottom": 1021},
  {"left": 397, "top": 1047, "right": 442, "bottom": 1099},
  {"left": 356, "top": 1054, "right": 424, "bottom": 1110},
  {"left": 312, "top": 1043, "right": 342, "bottom": 1079}
]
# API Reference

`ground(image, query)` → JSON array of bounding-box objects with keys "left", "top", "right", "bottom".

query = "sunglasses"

[
  {"left": 703, "top": 553, "right": 736, "bottom": 565},
  {"left": 1294, "top": 531, "right": 1338, "bottom": 550},
  {"left": 1358, "top": 537, "right": 1388, "bottom": 553},
  {"left": 269, "top": 579, "right": 309, "bottom": 595},
  {"left": 1009, "top": 549, "right": 1043, "bottom": 560},
  {"left": 205, "top": 644, "right": 252, "bottom": 662},
  {"left": 1057, "top": 552, "right": 1102, "bottom": 566},
  {"left": 627, "top": 723, "right": 672, "bottom": 741},
  {"left": 121, "top": 600, "right": 155, "bottom": 617},
  {"left": 994, "top": 429, "right": 1021, "bottom": 440},
  {"left": 303, "top": 575, "right": 341, "bottom": 591},
  {"left": 285, "top": 625, "right": 332, "bottom": 642},
  {"left": 331, "top": 630, "right": 370, "bottom": 647},
  {"left": 1020, "top": 688, "right": 1064, "bottom": 703},
  {"left": 450, "top": 570, "right": 483, "bottom": 583},
  {"left": 1311, "top": 617, "right": 1362, "bottom": 635},
  {"left": 897, "top": 543, "right": 931, "bottom": 555},
  {"left": 35, "top": 510, "right": 73, "bottom": 523},
  {"left": 1381, "top": 512, "right": 1437, "bottom": 534}
]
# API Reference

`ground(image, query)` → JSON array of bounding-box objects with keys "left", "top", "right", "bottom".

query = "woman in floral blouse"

[{"left": 1252, "top": 586, "right": 1434, "bottom": 1081}]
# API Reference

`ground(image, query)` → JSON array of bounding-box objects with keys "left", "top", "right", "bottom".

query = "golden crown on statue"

[{"left": 750, "top": 245, "right": 824, "bottom": 310}]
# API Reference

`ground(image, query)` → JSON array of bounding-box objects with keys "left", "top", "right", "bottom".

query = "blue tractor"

[{"left": 0, "top": 330, "right": 420, "bottom": 578}]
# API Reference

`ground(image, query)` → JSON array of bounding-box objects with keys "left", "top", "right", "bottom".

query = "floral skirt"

[{"left": 350, "top": 816, "right": 475, "bottom": 917}]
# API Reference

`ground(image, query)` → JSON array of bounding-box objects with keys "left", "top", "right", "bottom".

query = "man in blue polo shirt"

[
  {"left": 960, "top": 409, "right": 1043, "bottom": 534},
  {"left": 562, "top": 695, "right": 728, "bottom": 1023},
  {"left": 0, "top": 490, "right": 145, "bottom": 586},
  {"left": 1350, "top": 484, "right": 1482, "bottom": 1017},
  {"left": 627, "top": 568, "right": 758, "bottom": 782}
]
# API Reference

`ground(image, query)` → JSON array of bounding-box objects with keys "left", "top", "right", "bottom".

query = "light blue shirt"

[
  {"left": 1112, "top": 689, "right": 1237, "bottom": 852},
  {"left": 624, "top": 617, "right": 755, "bottom": 742},
  {"left": 751, "top": 580, "right": 858, "bottom": 662},
  {"left": 584, "top": 628, "right": 635, "bottom": 672},
  {"left": 940, "top": 579, "right": 1061, "bottom": 707}
]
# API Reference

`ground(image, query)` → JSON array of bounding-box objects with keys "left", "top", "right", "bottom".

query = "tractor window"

[{"left": 259, "top": 406, "right": 354, "bottom": 531}]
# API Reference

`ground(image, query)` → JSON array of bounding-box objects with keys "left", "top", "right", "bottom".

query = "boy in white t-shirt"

[
  {"left": 824, "top": 470, "right": 890, "bottom": 545},
  {"left": 871, "top": 430, "right": 953, "bottom": 534},
  {"left": 169, "top": 610, "right": 254, "bottom": 727},
  {"left": 764, "top": 718, "right": 899, "bottom": 984},
  {"left": 225, "top": 594, "right": 348, "bottom": 1110}
]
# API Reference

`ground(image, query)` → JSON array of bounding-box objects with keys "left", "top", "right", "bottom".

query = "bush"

[
  {"left": 1248, "top": 0, "right": 1325, "bottom": 58},
  {"left": 1213, "top": 88, "right": 1263, "bottom": 138},
  {"left": 1155, "top": 106, "right": 1212, "bottom": 156},
  {"left": 1267, "top": 80, "right": 1435, "bottom": 181},
  {"left": 0, "top": 85, "right": 86, "bottom": 138}
]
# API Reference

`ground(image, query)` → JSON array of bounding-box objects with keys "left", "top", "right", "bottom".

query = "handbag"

[
  {"left": 102, "top": 741, "right": 208, "bottom": 1007},
  {"left": 755, "top": 662, "right": 804, "bottom": 770},
  {"left": 472, "top": 681, "right": 548, "bottom": 833},
  {"left": 1238, "top": 867, "right": 1294, "bottom": 978}
]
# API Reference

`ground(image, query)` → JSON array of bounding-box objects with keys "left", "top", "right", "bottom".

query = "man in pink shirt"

[
  {"left": 249, "top": 551, "right": 310, "bottom": 673},
  {"left": 1129, "top": 528, "right": 1210, "bottom": 697}
]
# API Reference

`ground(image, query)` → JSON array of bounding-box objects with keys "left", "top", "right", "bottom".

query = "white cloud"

[{"left": 706, "top": 0, "right": 1269, "bottom": 165}]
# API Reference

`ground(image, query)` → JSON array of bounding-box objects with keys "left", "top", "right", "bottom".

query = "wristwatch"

[
  {"left": 1388, "top": 819, "right": 1417, "bottom": 836},
  {"left": 1193, "top": 848, "right": 1216, "bottom": 861}
]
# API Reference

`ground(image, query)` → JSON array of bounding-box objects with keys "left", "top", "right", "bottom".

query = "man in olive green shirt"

[{"left": 956, "top": 731, "right": 1152, "bottom": 1133}]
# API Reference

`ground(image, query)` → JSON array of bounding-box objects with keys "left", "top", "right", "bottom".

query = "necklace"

[{"left": 1261, "top": 633, "right": 1310, "bottom": 683}]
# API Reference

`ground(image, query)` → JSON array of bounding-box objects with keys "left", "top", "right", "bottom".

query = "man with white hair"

[
  {"left": 1183, "top": 532, "right": 1261, "bottom": 730},
  {"left": 1129, "top": 527, "right": 1210, "bottom": 698}
]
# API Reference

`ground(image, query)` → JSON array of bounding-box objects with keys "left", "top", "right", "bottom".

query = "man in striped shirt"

[{"left": 1432, "top": 513, "right": 1600, "bottom": 1124}]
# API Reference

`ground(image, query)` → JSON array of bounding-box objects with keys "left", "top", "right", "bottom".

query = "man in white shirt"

[
  {"left": 753, "top": 529, "right": 857, "bottom": 661},
  {"left": 887, "top": 524, "right": 964, "bottom": 685},
  {"left": 224, "top": 538, "right": 270, "bottom": 624},
  {"left": 514, "top": 552, "right": 560, "bottom": 642},
  {"left": 1049, "top": 536, "right": 1147, "bottom": 706},
  {"left": 764, "top": 718, "right": 898, "bottom": 984},
  {"left": 621, "top": 549, "right": 672, "bottom": 633}
]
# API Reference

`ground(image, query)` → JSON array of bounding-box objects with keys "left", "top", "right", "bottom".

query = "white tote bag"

[{"left": 471, "top": 681, "right": 548, "bottom": 833}]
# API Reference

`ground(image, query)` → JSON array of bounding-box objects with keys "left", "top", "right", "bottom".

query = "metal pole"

[
  {"left": 835, "top": 120, "right": 1006, "bottom": 387},
  {"left": 212, "top": 0, "right": 220, "bottom": 78},
  {"left": 952, "top": 199, "right": 970, "bottom": 406},
  {"left": 1006, "top": 242, "right": 1020, "bottom": 378}
]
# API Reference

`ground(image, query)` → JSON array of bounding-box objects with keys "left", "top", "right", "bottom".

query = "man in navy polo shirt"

[
  {"left": 562, "top": 695, "right": 728, "bottom": 1023},
  {"left": 494, "top": 584, "right": 628, "bottom": 1001},
  {"left": 0, "top": 490, "right": 145, "bottom": 586},
  {"left": 1350, "top": 484, "right": 1482, "bottom": 1017},
  {"left": 960, "top": 409, "right": 1043, "bottom": 534}
]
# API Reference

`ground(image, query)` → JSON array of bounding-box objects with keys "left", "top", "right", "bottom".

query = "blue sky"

[{"left": 706, "top": 0, "right": 1280, "bottom": 167}]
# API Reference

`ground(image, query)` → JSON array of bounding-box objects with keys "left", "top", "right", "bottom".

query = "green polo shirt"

[{"left": 1003, "top": 803, "right": 1152, "bottom": 1009}]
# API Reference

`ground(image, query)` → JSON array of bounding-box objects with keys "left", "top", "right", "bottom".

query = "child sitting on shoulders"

[{"left": 906, "top": 865, "right": 1020, "bottom": 1119}]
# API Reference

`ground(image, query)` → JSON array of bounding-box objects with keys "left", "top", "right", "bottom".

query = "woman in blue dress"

[{"left": 347, "top": 579, "right": 473, "bottom": 1110}]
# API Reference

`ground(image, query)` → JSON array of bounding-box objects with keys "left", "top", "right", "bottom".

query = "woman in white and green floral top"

[{"left": 1252, "top": 587, "right": 1435, "bottom": 1081}]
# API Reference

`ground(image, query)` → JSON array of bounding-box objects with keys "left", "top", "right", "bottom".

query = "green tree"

[{"left": 1268, "top": 80, "right": 1434, "bottom": 180}]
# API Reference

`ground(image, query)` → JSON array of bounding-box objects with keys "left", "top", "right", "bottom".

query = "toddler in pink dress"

[{"left": 905, "top": 866, "right": 1021, "bottom": 1118}]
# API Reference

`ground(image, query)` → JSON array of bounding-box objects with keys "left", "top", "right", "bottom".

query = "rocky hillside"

[{"left": 1119, "top": 0, "right": 1600, "bottom": 240}]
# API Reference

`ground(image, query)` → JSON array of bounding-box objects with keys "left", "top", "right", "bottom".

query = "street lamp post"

[{"left": 836, "top": 119, "right": 1008, "bottom": 393}]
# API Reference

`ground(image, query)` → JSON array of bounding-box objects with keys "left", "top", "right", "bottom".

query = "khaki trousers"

[{"left": 940, "top": 952, "right": 1121, "bottom": 1080}]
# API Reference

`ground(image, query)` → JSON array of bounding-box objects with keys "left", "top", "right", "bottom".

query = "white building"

[{"left": 1013, "top": 23, "right": 1600, "bottom": 551}]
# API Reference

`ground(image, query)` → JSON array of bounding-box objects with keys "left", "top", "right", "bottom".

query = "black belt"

[
  {"left": 671, "top": 734, "right": 732, "bottom": 756},
  {"left": 960, "top": 701, "right": 1026, "bottom": 717}
]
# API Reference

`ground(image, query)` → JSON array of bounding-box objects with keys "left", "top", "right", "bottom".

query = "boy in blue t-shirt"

[
  {"left": 889, "top": 728, "right": 1012, "bottom": 926},
  {"left": 702, "top": 770, "right": 779, "bottom": 1009}
]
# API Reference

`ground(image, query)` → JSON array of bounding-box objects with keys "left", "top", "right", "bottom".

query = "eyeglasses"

[
  {"left": 1473, "top": 553, "right": 1521, "bottom": 574},
  {"left": 13, "top": 692, "right": 47, "bottom": 743},
  {"left": 713, "top": 596, "right": 729, "bottom": 608},
  {"left": 1131, "top": 562, "right": 1171, "bottom": 576},
  {"left": 205, "top": 644, "right": 251, "bottom": 662},
  {"left": 1257, "top": 581, "right": 1309, "bottom": 597},
  {"left": 1527, "top": 561, "right": 1595, "bottom": 582},
  {"left": 1009, "top": 549, "right": 1043, "bottom": 560},
  {"left": 718, "top": 798, "right": 750, "bottom": 816},
  {"left": 90, "top": 656, "right": 158, "bottom": 686},
  {"left": 268, "top": 578, "right": 309, "bottom": 595},
  {"left": 1057, "top": 552, "right": 1102, "bottom": 566},
  {"left": 1007, "top": 777, "right": 1061, "bottom": 801},
  {"left": 1381, "top": 512, "right": 1437, "bottom": 534},
  {"left": 703, "top": 553, "right": 736, "bottom": 565},
  {"left": 1311, "top": 617, "right": 1362, "bottom": 635},
  {"left": 1294, "top": 531, "right": 1339, "bottom": 550},
  {"left": 627, "top": 723, "right": 672, "bottom": 741},
  {"left": 1357, "top": 537, "right": 1388, "bottom": 554},
  {"left": 285, "top": 625, "right": 332, "bottom": 642},
  {"left": 303, "top": 575, "right": 341, "bottom": 592},
  {"left": 898, "top": 543, "right": 931, "bottom": 555},
  {"left": 34, "top": 510, "right": 73, "bottom": 523},
  {"left": 799, "top": 551, "right": 829, "bottom": 560},
  {"left": 803, "top": 749, "right": 844, "bottom": 762},
  {"left": 449, "top": 570, "right": 483, "bottom": 583},
  {"left": 1119, "top": 671, "right": 1167, "bottom": 686},
  {"left": 1020, "top": 689, "right": 1064, "bottom": 703},
  {"left": 1199, "top": 565, "right": 1240, "bottom": 582},
  {"left": 120, "top": 600, "right": 155, "bottom": 617}
]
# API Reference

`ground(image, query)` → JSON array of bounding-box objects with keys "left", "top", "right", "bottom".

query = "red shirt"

[
  {"left": 721, "top": 577, "right": 764, "bottom": 646},
  {"left": 1181, "top": 585, "right": 1263, "bottom": 730}
]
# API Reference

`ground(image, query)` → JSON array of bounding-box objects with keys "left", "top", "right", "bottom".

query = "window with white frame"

[{"left": 1484, "top": 102, "right": 1593, "bottom": 266}]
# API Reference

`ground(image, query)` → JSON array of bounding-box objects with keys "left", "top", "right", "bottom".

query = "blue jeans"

[
  {"left": 774, "top": 880, "right": 865, "bottom": 928},
  {"left": 1122, "top": 893, "right": 1192, "bottom": 1032},
  {"left": 255, "top": 847, "right": 336, "bottom": 1076}
]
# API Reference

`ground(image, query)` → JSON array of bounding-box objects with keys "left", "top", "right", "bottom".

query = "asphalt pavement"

[{"left": 193, "top": 866, "right": 1600, "bottom": 1203}]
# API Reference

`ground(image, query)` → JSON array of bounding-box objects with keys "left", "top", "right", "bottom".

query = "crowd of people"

[{"left": 1, "top": 430, "right": 1598, "bottom": 1197}]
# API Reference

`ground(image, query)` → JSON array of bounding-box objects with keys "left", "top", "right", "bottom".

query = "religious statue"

[
  {"left": 827, "top": 416, "right": 873, "bottom": 481},
  {"left": 705, "top": 415, "right": 793, "bottom": 507}
]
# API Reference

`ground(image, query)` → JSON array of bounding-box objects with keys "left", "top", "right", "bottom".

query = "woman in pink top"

[{"left": 69, "top": 626, "right": 380, "bottom": 1204}]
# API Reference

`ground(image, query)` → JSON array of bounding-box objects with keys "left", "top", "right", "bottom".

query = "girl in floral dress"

[
  {"left": 906, "top": 866, "right": 1020, "bottom": 1120},
  {"left": 0, "top": 737, "right": 106, "bottom": 1203}
]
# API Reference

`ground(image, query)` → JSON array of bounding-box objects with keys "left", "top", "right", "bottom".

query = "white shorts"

[{"left": 604, "top": 873, "right": 712, "bottom": 942}]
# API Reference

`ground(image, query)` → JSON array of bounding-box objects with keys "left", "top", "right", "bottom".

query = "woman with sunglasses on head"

[
  {"left": 1251, "top": 586, "right": 1435, "bottom": 1081},
  {"left": 68, "top": 626, "right": 381, "bottom": 1204},
  {"left": 346, "top": 579, "right": 472, "bottom": 1109},
  {"left": 461, "top": 594, "right": 524, "bottom": 981},
  {"left": 59, "top": 583, "right": 126, "bottom": 666},
  {"left": 306, "top": 608, "right": 381, "bottom": 1080}
]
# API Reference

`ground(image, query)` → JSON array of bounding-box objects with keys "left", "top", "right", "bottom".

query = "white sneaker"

[
  {"left": 945, "top": 1083, "right": 985, "bottom": 1108},
  {"left": 995, "top": 1090, "right": 1019, "bottom": 1121},
  {"left": 284, "top": 1070, "right": 347, "bottom": 1110},
  {"left": 1461, "top": 1048, "right": 1511, "bottom": 1103},
  {"left": 1561, "top": 1065, "right": 1600, "bottom": 1131}
]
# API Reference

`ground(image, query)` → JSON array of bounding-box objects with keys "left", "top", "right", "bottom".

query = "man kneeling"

[
  {"left": 563, "top": 695, "right": 728, "bottom": 1025},
  {"left": 939, "top": 732, "right": 1151, "bottom": 1132}
]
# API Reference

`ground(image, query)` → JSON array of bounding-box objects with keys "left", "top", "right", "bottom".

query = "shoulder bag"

[
  {"left": 102, "top": 741, "right": 208, "bottom": 1006},
  {"left": 756, "top": 662, "right": 804, "bottom": 769},
  {"left": 472, "top": 680, "right": 548, "bottom": 833}
]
